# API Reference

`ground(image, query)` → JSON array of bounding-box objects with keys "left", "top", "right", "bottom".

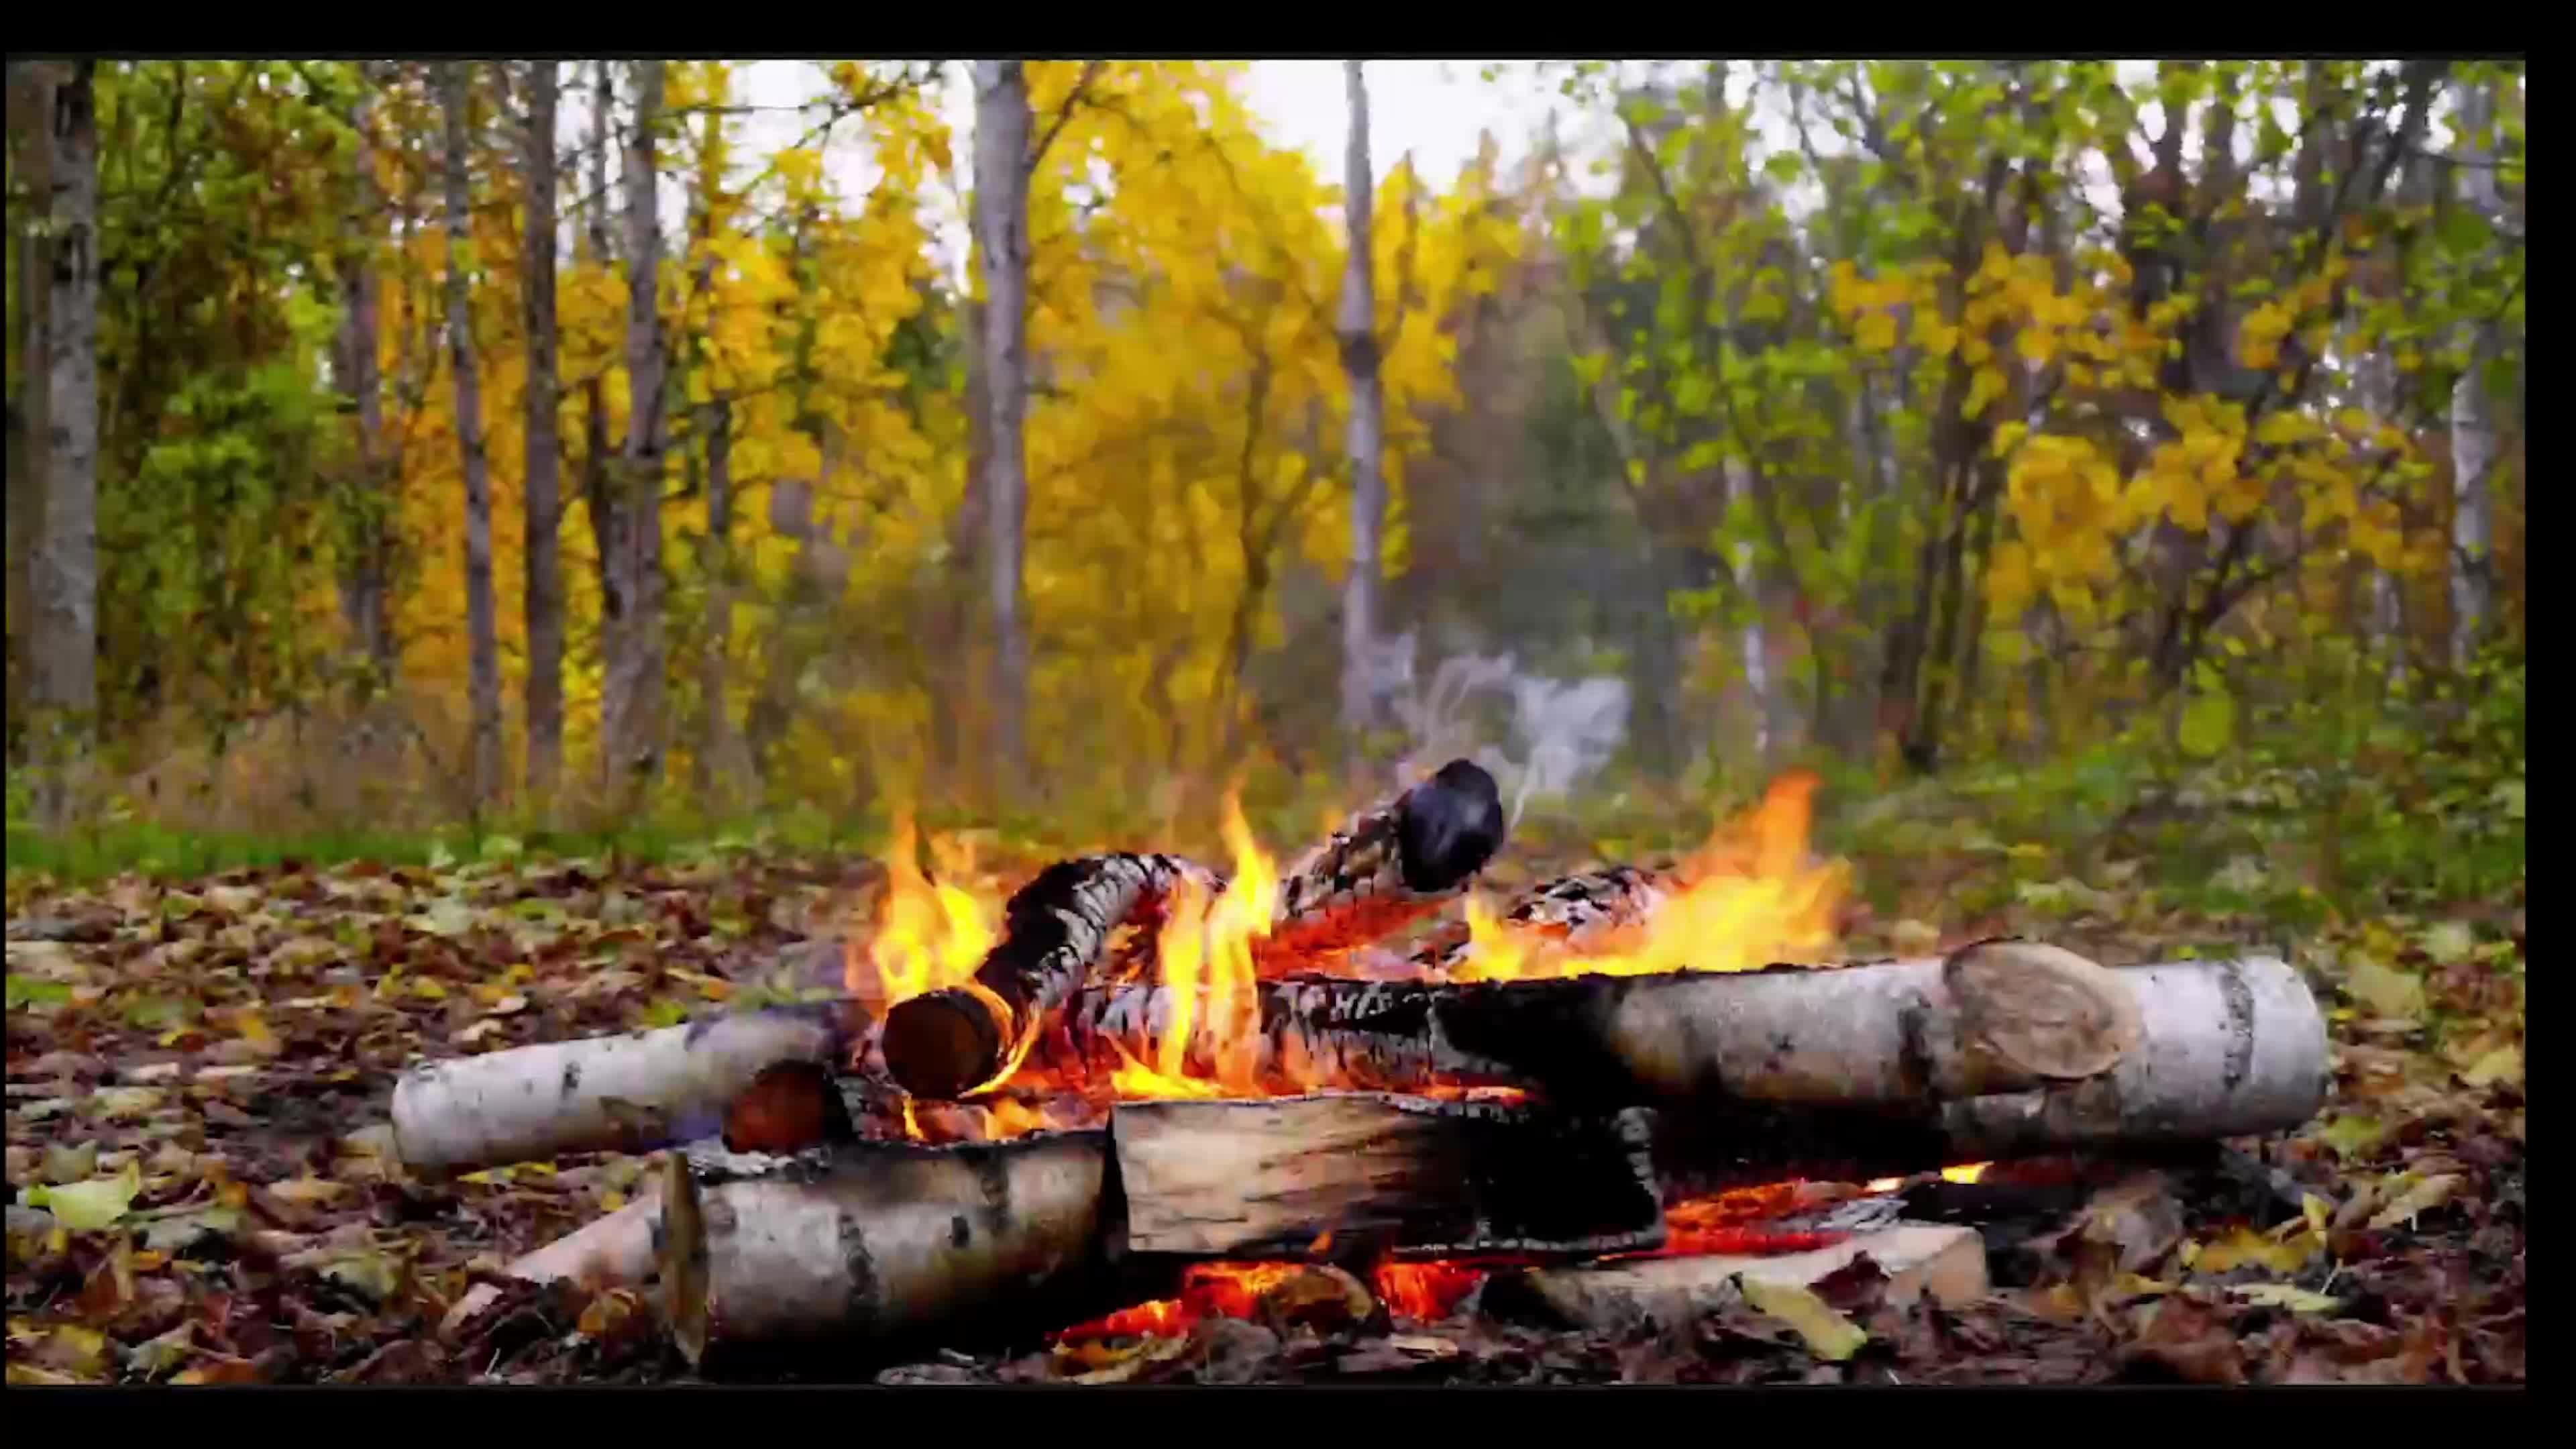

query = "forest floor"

[{"left": 3, "top": 818, "right": 2524, "bottom": 1386}]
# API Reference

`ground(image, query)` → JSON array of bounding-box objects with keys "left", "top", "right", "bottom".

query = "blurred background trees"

[{"left": 2, "top": 59, "right": 2524, "bottom": 859}]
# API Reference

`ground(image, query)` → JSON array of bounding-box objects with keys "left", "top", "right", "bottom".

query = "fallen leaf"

[
  {"left": 2418, "top": 921, "right": 2474, "bottom": 965},
  {"left": 1738, "top": 1274, "right": 1868, "bottom": 1362},
  {"left": 2367, "top": 1173, "right": 2461, "bottom": 1231},
  {"left": 2187, "top": 1226, "right": 2320, "bottom": 1277},
  {"left": 2345, "top": 959, "right": 2425, "bottom": 1021},
  {"left": 2230, "top": 1283, "right": 2345, "bottom": 1314},
  {"left": 2318, "top": 1114, "right": 2390, "bottom": 1161},
  {"left": 23, "top": 1162, "right": 143, "bottom": 1232},
  {"left": 2459, "top": 1046, "right": 2522, "bottom": 1089},
  {"left": 42, "top": 1140, "right": 100, "bottom": 1185}
]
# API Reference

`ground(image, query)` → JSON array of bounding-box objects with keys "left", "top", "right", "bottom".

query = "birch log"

[
  {"left": 1260, "top": 758, "right": 1507, "bottom": 972},
  {"left": 657, "top": 1128, "right": 1119, "bottom": 1368},
  {"left": 878, "top": 851, "right": 1213, "bottom": 1101},
  {"left": 390, "top": 1000, "right": 866, "bottom": 1175}
]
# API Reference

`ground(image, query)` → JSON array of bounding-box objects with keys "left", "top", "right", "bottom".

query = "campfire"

[{"left": 389, "top": 763, "right": 2331, "bottom": 1373}]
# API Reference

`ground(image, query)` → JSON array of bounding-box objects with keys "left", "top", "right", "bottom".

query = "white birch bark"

[
  {"left": 29, "top": 60, "right": 99, "bottom": 826},
  {"left": 1338, "top": 60, "right": 1387, "bottom": 777},
  {"left": 2447, "top": 74, "right": 2503, "bottom": 666},
  {"left": 604, "top": 60, "right": 669, "bottom": 794},
  {"left": 972, "top": 61, "right": 1032, "bottom": 789}
]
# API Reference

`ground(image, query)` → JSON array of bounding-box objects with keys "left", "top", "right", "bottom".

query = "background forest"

[{"left": 4, "top": 59, "right": 2524, "bottom": 916}]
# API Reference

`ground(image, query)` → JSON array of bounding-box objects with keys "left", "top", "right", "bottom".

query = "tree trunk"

[
  {"left": 439, "top": 64, "right": 503, "bottom": 810},
  {"left": 604, "top": 60, "right": 669, "bottom": 800},
  {"left": 28, "top": 60, "right": 99, "bottom": 827},
  {"left": 7, "top": 62, "right": 54, "bottom": 755},
  {"left": 698, "top": 395, "right": 750, "bottom": 808},
  {"left": 336, "top": 66, "right": 396, "bottom": 692},
  {"left": 971, "top": 62, "right": 1032, "bottom": 794},
  {"left": 1338, "top": 59, "right": 1387, "bottom": 782},
  {"left": 521, "top": 61, "right": 566, "bottom": 806},
  {"left": 2448, "top": 74, "right": 2502, "bottom": 667}
]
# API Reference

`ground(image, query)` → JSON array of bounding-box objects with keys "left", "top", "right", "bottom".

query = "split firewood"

[
  {"left": 390, "top": 999, "right": 868, "bottom": 1176},
  {"left": 1490, "top": 1222, "right": 1989, "bottom": 1333},
  {"left": 1109, "top": 1093, "right": 1664, "bottom": 1260},
  {"left": 1258, "top": 757, "right": 1507, "bottom": 972},
  {"left": 438, "top": 1185, "right": 665, "bottom": 1338},
  {"left": 878, "top": 851, "right": 1214, "bottom": 1102},
  {"left": 656, "top": 1128, "right": 1124, "bottom": 1369}
]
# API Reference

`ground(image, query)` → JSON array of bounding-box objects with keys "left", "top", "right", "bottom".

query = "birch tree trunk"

[
  {"left": 29, "top": 60, "right": 99, "bottom": 828},
  {"left": 521, "top": 60, "right": 566, "bottom": 806},
  {"left": 971, "top": 61, "right": 1032, "bottom": 794},
  {"left": 1338, "top": 59, "right": 1387, "bottom": 782},
  {"left": 698, "top": 396, "right": 749, "bottom": 808},
  {"left": 2447, "top": 74, "right": 2502, "bottom": 667},
  {"left": 335, "top": 65, "right": 396, "bottom": 692},
  {"left": 439, "top": 64, "right": 503, "bottom": 810},
  {"left": 605, "top": 59, "right": 669, "bottom": 798}
]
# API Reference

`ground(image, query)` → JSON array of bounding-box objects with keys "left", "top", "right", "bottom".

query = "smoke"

[{"left": 1369, "top": 632, "right": 1629, "bottom": 827}]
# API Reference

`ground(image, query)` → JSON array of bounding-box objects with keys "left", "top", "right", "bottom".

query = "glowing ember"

[
  {"left": 1456, "top": 770, "right": 1846, "bottom": 982},
  {"left": 851, "top": 812, "right": 996, "bottom": 1005},
  {"left": 1373, "top": 1260, "right": 1486, "bottom": 1321}
]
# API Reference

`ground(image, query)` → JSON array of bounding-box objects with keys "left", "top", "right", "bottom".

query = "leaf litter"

[{"left": 5, "top": 843, "right": 2526, "bottom": 1385}]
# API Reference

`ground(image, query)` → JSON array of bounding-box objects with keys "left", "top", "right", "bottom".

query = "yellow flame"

[
  {"left": 1462, "top": 771, "right": 1846, "bottom": 982},
  {"left": 856, "top": 811, "right": 997, "bottom": 1006},
  {"left": 1130, "top": 792, "right": 1277, "bottom": 1096},
  {"left": 1941, "top": 1161, "right": 1991, "bottom": 1185}
]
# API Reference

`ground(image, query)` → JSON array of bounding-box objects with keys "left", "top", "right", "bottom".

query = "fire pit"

[{"left": 390, "top": 764, "right": 2330, "bottom": 1375}]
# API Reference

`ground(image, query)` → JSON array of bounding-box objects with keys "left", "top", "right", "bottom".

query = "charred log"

[
  {"left": 879, "top": 851, "right": 1213, "bottom": 1101},
  {"left": 1110, "top": 1093, "right": 1664, "bottom": 1261},
  {"left": 1409, "top": 863, "right": 1669, "bottom": 974},
  {"left": 1260, "top": 758, "right": 1507, "bottom": 971}
]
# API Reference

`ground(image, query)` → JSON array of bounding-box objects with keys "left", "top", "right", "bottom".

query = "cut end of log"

[
  {"left": 722, "top": 1061, "right": 857, "bottom": 1155},
  {"left": 881, "top": 987, "right": 1006, "bottom": 1101},
  {"left": 1943, "top": 938, "right": 2143, "bottom": 1082},
  {"left": 1396, "top": 759, "right": 1506, "bottom": 893},
  {"left": 659, "top": 1152, "right": 712, "bottom": 1366}
]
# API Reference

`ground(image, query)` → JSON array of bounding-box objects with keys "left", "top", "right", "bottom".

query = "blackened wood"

[
  {"left": 1258, "top": 758, "right": 1506, "bottom": 971},
  {"left": 1110, "top": 1093, "right": 1664, "bottom": 1260},
  {"left": 879, "top": 852, "right": 1214, "bottom": 1099}
]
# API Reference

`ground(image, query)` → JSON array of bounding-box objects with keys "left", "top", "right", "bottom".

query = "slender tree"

[
  {"left": 521, "top": 61, "right": 565, "bottom": 805},
  {"left": 1337, "top": 58, "right": 1386, "bottom": 782},
  {"left": 28, "top": 60, "right": 99, "bottom": 826},
  {"left": 971, "top": 60, "right": 1033, "bottom": 791},
  {"left": 437, "top": 63, "right": 502, "bottom": 808},
  {"left": 603, "top": 59, "right": 669, "bottom": 797}
]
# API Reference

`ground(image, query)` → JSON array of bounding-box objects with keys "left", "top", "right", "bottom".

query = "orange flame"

[
  {"left": 1113, "top": 792, "right": 1278, "bottom": 1099},
  {"left": 1373, "top": 1261, "right": 1486, "bottom": 1321},
  {"left": 851, "top": 812, "right": 997, "bottom": 1006},
  {"left": 1457, "top": 770, "right": 1845, "bottom": 982}
]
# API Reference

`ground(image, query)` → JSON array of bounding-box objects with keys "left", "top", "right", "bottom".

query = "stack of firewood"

[{"left": 389, "top": 761, "right": 2330, "bottom": 1371}]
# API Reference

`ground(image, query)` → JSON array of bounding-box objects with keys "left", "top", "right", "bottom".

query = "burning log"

[
  {"left": 1110, "top": 1093, "right": 1664, "bottom": 1260},
  {"left": 1409, "top": 864, "right": 1668, "bottom": 975},
  {"left": 1035, "top": 938, "right": 2148, "bottom": 1107},
  {"left": 1259, "top": 758, "right": 1507, "bottom": 971},
  {"left": 1491, "top": 1222, "right": 1989, "bottom": 1333},
  {"left": 390, "top": 1000, "right": 867, "bottom": 1175},
  {"left": 657, "top": 1129, "right": 1123, "bottom": 1369},
  {"left": 881, "top": 759, "right": 1505, "bottom": 1102},
  {"left": 879, "top": 852, "right": 1213, "bottom": 1102}
]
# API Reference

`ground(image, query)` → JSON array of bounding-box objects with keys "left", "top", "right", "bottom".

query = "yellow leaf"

[
  {"left": 1963, "top": 365, "right": 2007, "bottom": 421},
  {"left": 1738, "top": 1275, "right": 1868, "bottom": 1361},
  {"left": 2230, "top": 1283, "right": 2344, "bottom": 1314},
  {"left": 2460, "top": 1046, "right": 2523, "bottom": 1089},
  {"left": 1990, "top": 421, "right": 2030, "bottom": 459},
  {"left": 2190, "top": 1226, "right": 2320, "bottom": 1276},
  {"left": 2367, "top": 1173, "right": 2460, "bottom": 1231},
  {"left": 2345, "top": 959, "right": 2424, "bottom": 1021},
  {"left": 23, "top": 1163, "right": 143, "bottom": 1232}
]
